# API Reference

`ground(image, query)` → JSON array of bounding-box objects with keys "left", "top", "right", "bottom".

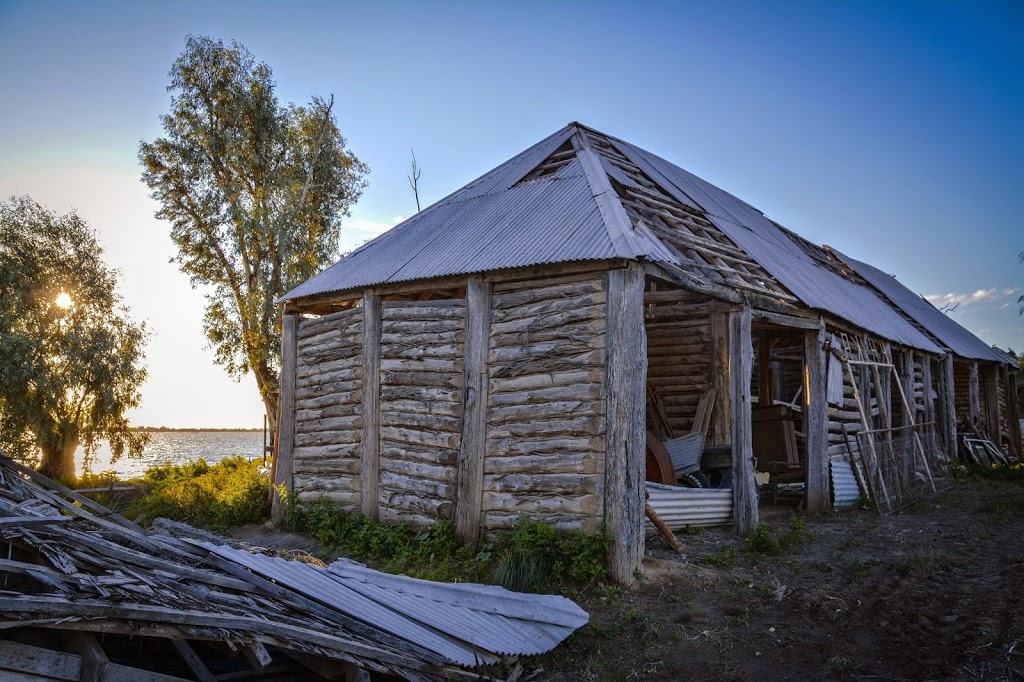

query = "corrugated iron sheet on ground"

[
  {"left": 198, "top": 543, "right": 589, "bottom": 667},
  {"left": 831, "top": 456, "right": 862, "bottom": 508},
  {"left": 834, "top": 251, "right": 1006, "bottom": 363},
  {"left": 645, "top": 483, "right": 732, "bottom": 534}
]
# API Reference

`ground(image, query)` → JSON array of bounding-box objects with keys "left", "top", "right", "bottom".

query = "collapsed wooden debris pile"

[{"left": 0, "top": 456, "right": 587, "bottom": 681}]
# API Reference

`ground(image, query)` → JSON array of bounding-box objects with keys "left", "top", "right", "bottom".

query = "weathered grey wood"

[
  {"left": 65, "top": 632, "right": 108, "bottom": 682},
  {"left": 968, "top": 362, "right": 981, "bottom": 431},
  {"left": 0, "top": 638, "right": 189, "bottom": 682},
  {"left": 982, "top": 364, "right": 1001, "bottom": 441},
  {"left": 750, "top": 309, "right": 822, "bottom": 330},
  {"left": 454, "top": 276, "right": 490, "bottom": 542},
  {"left": 360, "top": 292, "right": 382, "bottom": 519},
  {"left": 757, "top": 330, "right": 771, "bottom": 406},
  {"left": 939, "top": 355, "right": 957, "bottom": 457},
  {"left": 729, "top": 305, "right": 757, "bottom": 534},
  {"left": 709, "top": 313, "right": 731, "bottom": 445},
  {"left": 804, "top": 320, "right": 829, "bottom": 513},
  {"left": 171, "top": 639, "right": 215, "bottom": 682},
  {"left": 603, "top": 264, "right": 647, "bottom": 585},
  {"left": 272, "top": 313, "right": 299, "bottom": 521}
]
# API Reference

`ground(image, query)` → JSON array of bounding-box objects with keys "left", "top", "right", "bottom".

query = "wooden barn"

[{"left": 272, "top": 123, "right": 1020, "bottom": 583}]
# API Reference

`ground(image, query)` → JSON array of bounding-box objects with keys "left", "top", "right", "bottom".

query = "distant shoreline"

[{"left": 132, "top": 427, "right": 262, "bottom": 433}]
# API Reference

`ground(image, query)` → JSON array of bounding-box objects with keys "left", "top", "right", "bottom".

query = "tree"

[
  {"left": 0, "top": 196, "right": 149, "bottom": 482},
  {"left": 408, "top": 148, "right": 422, "bottom": 213},
  {"left": 139, "top": 36, "right": 368, "bottom": 432}
]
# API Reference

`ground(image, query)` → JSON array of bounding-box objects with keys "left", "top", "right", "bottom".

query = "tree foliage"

[
  {"left": 139, "top": 36, "right": 368, "bottom": 424},
  {"left": 0, "top": 196, "right": 148, "bottom": 481}
]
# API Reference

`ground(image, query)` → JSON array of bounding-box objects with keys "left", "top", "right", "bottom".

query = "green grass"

[{"left": 746, "top": 517, "right": 807, "bottom": 558}]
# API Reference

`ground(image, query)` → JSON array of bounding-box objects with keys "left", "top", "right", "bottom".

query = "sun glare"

[{"left": 55, "top": 292, "right": 73, "bottom": 309}]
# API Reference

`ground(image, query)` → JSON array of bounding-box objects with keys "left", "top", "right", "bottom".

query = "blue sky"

[{"left": 1, "top": 0, "right": 1020, "bottom": 427}]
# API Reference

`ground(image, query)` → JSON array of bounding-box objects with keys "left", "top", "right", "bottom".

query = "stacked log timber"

[
  {"left": 953, "top": 362, "right": 972, "bottom": 427},
  {"left": 293, "top": 308, "right": 364, "bottom": 509},
  {"left": 378, "top": 300, "right": 465, "bottom": 525},
  {"left": 483, "top": 274, "right": 607, "bottom": 533},
  {"left": 645, "top": 311, "right": 712, "bottom": 436}
]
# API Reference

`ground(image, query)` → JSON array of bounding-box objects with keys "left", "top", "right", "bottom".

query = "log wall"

[
  {"left": 292, "top": 308, "right": 364, "bottom": 507},
  {"left": 482, "top": 274, "right": 608, "bottom": 533},
  {"left": 645, "top": 316, "right": 711, "bottom": 436},
  {"left": 377, "top": 300, "right": 465, "bottom": 525}
]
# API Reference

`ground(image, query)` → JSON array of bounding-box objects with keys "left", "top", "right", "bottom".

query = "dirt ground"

[
  {"left": 536, "top": 479, "right": 1024, "bottom": 682},
  {"left": 226, "top": 479, "right": 1022, "bottom": 681}
]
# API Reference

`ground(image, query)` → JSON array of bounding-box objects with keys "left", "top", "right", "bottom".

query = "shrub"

[
  {"left": 283, "top": 496, "right": 609, "bottom": 592},
  {"left": 136, "top": 457, "right": 269, "bottom": 529}
]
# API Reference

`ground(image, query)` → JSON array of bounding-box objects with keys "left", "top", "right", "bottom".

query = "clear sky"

[{"left": 1, "top": 0, "right": 1021, "bottom": 428}]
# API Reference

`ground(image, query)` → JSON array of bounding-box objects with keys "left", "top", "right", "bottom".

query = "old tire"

[
  {"left": 701, "top": 444, "right": 732, "bottom": 470},
  {"left": 678, "top": 472, "right": 711, "bottom": 488}
]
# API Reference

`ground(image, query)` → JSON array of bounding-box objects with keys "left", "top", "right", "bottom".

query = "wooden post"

[
  {"left": 939, "top": 355, "right": 957, "bottom": 459},
  {"left": 454, "top": 276, "right": 491, "bottom": 542},
  {"left": 359, "top": 291, "right": 382, "bottom": 519},
  {"left": 804, "top": 320, "right": 829, "bottom": 513},
  {"left": 757, "top": 330, "right": 771, "bottom": 407},
  {"left": 709, "top": 313, "right": 731, "bottom": 445},
  {"left": 1006, "top": 365, "right": 1023, "bottom": 458},
  {"left": 729, "top": 304, "right": 757, "bottom": 535},
  {"left": 604, "top": 264, "right": 647, "bottom": 585},
  {"left": 968, "top": 362, "right": 981, "bottom": 433},
  {"left": 271, "top": 312, "right": 298, "bottom": 521},
  {"left": 982, "top": 364, "right": 1000, "bottom": 442},
  {"left": 921, "top": 356, "right": 935, "bottom": 426}
]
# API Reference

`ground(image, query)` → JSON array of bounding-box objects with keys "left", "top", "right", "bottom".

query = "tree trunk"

[{"left": 38, "top": 435, "right": 80, "bottom": 483}]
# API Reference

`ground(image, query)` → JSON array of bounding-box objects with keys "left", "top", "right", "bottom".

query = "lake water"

[{"left": 76, "top": 431, "right": 268, "bottom": 479}]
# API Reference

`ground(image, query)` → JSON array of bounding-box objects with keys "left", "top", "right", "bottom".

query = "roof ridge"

[{"left": 571, "top": 131, "right": 653, "bottom": 260}]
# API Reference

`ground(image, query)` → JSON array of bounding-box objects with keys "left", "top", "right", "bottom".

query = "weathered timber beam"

[
  {"left": 360, "top": 291, "right": 382, "bottom": 519},
  {"left": 454, "top": 276, "right": 490, "bottom": 542},
  {"left": 968, "top": 362, "right": 981, "bottom": 431},
  {"left": 982, "top": 364, "right": 1001, "bottom": 442},
  {"left": 751, "top": 309, "right": 822, "bottom": 330},
  {"left": 804, "top": 319, "right": 829, "bottom": 513},
  {"left": 604, "top": 263, "right": 647, "bottom": 585},
  {"left": 729, "top": 304, "right": 758, "bottom": 534},
  {"left": 939, "top": 355, "right": 957, "bottom": 457},
  {"left": 272, "top": 313, "right": 298, "bottom": 521}
]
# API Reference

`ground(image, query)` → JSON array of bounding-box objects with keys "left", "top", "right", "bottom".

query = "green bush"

[
  {"left": 136, "top": 457, "right": 269, "bottom": 529},
  {"left": 283, "top": 496, "right": 609, "bottom": 592}
]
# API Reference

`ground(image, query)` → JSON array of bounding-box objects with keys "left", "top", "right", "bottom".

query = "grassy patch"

[
  {"left": 135, "top": 457, "right": 269, "bottom": 529},
  {"left": 701, "top": 545, "right": 738, "bottom": 569},
  {"left": 746, "top": 517, "right": 807, "bottom": 558},
  {"left": 283, "top": 496, "right": 609, "bottom": 591}
]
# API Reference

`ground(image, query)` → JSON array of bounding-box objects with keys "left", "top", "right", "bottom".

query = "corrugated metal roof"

[
  {"left": 835, "top": 251, "right": 1006, "bottom": 363},
  {"left": 283, "top": 123, "right": 986, "bottom": 362},
  {"left": 198, "top": 543, "right": 588, "bottom": 668},
  {"left": 282, "top": 152, "right": 634, "bottom": 301},
  {"left": 601, "top": 132, "right": 944, "bottom": 353},
  {"left": 708, "top": 215, "right": 942, "bottom": 352}
]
